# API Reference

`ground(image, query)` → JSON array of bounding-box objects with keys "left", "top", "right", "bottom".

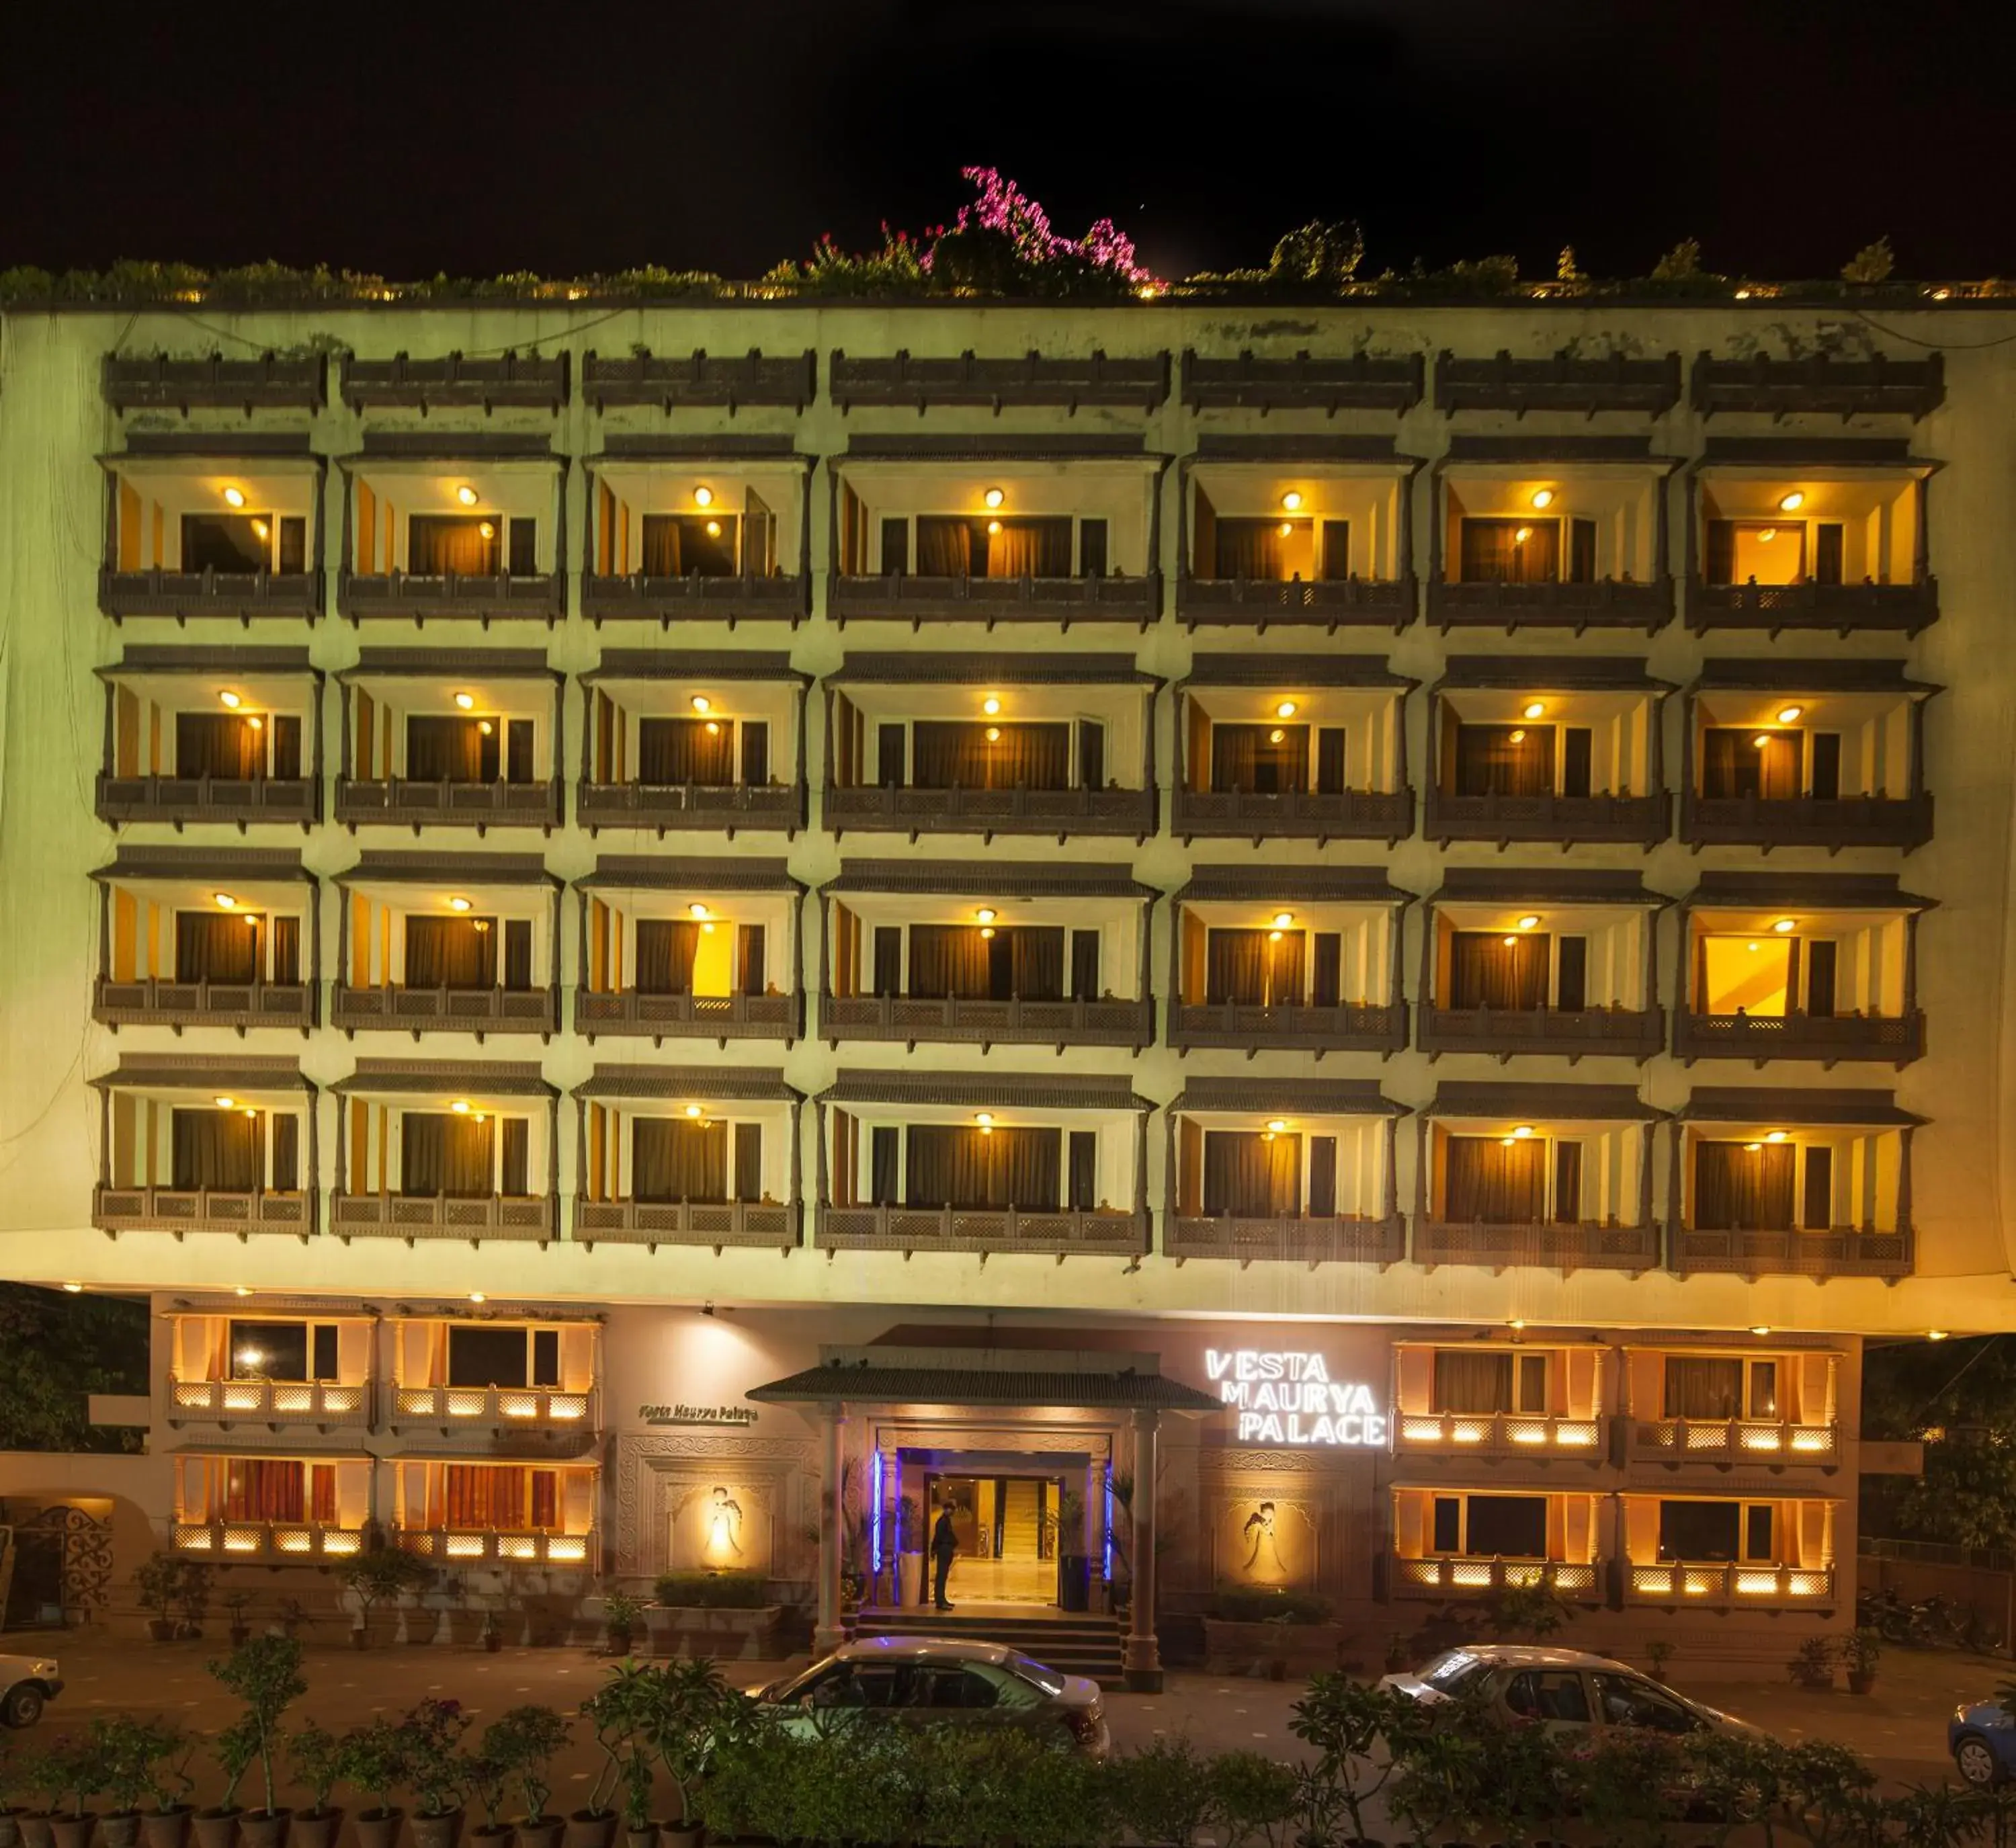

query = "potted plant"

[
  {"left": 223, "top": 1595, "right": 253, "bottom": 1650},
  {"left": 175, "top": 1563, "right": 213, "bottom": 1642},
  {"left": 478, "top": 1611, "right": 503, "bottom": 1656},
  {"left": 339, "top": 1550, "right": 434, "bottom": 1650},
  {"left": 1291, "top": 1672, "right": 1437, "bottom": 1848},
  {"left": 1845, "top": 1627, "right": 1882, "bottom": 1695},
  {"left": 478, "top": 1709, "right": 569, "bottom": 1848},
  {"left": 131, "top": 1728, "right": 193, "bottom": 1848},
  {"left": 1646, "top": 1637, "right": 1676, "bottom": 1683},
  {"left": 207, "top": 1637, "right": 304, "bottom": 1848},
  {"left": 1050, "top": 1488, "right": 1091, "bottom": 1615},
  {"left": 135, "top": 1556, "right": 185, "bottom": 1645},
  {"left": 92, "top": 1718, "right": 184, "bottom": 1848},
  {"left": 1788, "top": 1636, "right": 1838, "bottom": 1691},
  {"left": 1383, "top": 1631, "right": 1413, "bottom": 1674},
  {"left": 196, "top": 1716, "right": 259, "bottom": 1848},
  {"left": 286, "top": 1724, "right": 345, "bottom": 1848},
  {"left": 47, "top": 1730, "right": 106, "bottom": 1848},
  {"left": 575, "top": 1667, "right": 653, "bottom": 1848},
  {"left": 894, "top": 1497, "right": 923, "bottom": 1609},
  {"left": 640, "top": 1661, "right": 728, "bottom": 1848},
  {"left": 333, "top": 1720, "right": 408, "bottom": 1848},
  {"left": 16, "top": 1738, "right": 82, "bottom": 1848},
  {"left": 600, "top": 1594, "right": 644, "bottom": 1659},
  {"left": 397, "top": 1700, "right": 470, "bottom": 1848},
  {"left": 0, "top": 1745, "right": 27, "bottom": 1848}
]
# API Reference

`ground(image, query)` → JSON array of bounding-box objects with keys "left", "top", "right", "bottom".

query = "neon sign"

[{"left": 1206, "top": 1349, "right": 1388, "bottom": 1447}]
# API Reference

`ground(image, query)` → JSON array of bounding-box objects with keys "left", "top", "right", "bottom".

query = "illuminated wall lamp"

[
  {"left": 456, "top": 486, "right": 478, "bottom": 507},
  {"left": 1275, "top": 700, "right": 1297, "bottom": 719},
  {"left": 982, "top": 488, "right": 1005, "bottom": 509},
  {"left": 222, "top": 486, "right": 247, "bottom": 509},
  {"left": 982, "top": 696, "right": 1001, "bottom": 715},
  {"left": 1530, "top": 488, "right": 1556, "bottom": 509},
  {"left": 1776, "top": 705, "right": 1804, "bottom": 724},
  {"left": 1521, "top": 701, "right": 1546, "bottom": 720},
  {"left": 220, "top": 690, "right": 243, "bottom": 709},
  {"left": 694, "top": 486, "right": 714, "bottom": 508},
  {"left": 691, "top": 695, "right": 712, "bottom": 713},
  {"left": 454, "top": 691, "right": 475, "bottom": 710},
  {"left": 1280, "top": 491, "right": 1304, "bottom": 511},
  {"left": 1777, "top": 491, "right": 1806, "bottom": 513}
]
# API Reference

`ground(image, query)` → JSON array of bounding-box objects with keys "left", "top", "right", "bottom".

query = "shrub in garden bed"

[{"left": 648, "top": 1572, "right": 769, "bottom": 1610}]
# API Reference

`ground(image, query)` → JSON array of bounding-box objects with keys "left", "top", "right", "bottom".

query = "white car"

[
  {"left": 748, "top": 1636, "right": 1111, "bottom": 1758},
  {"left": 1380, "top": 1646, "right": 1760, "bottom": 1740},
  {"left": 0, "top": 1652, "right": 62, "bottom": 1727}
]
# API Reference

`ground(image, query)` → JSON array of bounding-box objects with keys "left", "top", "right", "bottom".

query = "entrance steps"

[{"left": 855, "top": 1606, "right": 1126, "bottom": 1685}]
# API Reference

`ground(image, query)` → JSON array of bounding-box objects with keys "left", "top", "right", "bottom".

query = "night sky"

[{"left": 5, "top": 1, "right": 2013, "bottom": 284}]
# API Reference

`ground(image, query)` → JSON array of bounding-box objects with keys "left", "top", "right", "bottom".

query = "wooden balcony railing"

[
  {"left": 1674, "top": 1009, "right": 1925, "bottom": 1066},
  {"left": 1425, "top": 790, "right": 1671, "bottom": 849},
  {"left": 582, "top": 347, "right": 816, "bottom": 411},
  {"left": 829, "top": 573, "right": 1160, "bottom": 628},
  {"left": 1427, "top": 579, "right": 1673, "bottom": 633},
  {"left": 575, "top": 989, "right": 800, "bottom": 1043},
  {"left": 816, "top": 1204, "right": 1150, "bottom": 1259},
  {"left": 93, "top": 977, "right": 316, "bottom": 1033},
  {"left": 336, "top": 570, "right": 565, "bottom": 626},
  {"left": 1685, "top": 579, "right": 1939, "bottom": 636},
  {"left": 331, "top": 983, "right": 557, "bottom": 1037},
  {"left": 174, "top": 1522, "right": 364, "bottom": 1562},
  {"left": 1418, "top": 1218, "right": 1661, "bottom": 1274},
  {"left": 823, "top": 784, "right": 1156, "bottom": 842},
  {"left": 1420, "top": 1005, "right": 1665, "bottom": 1063},
  {"left": 99, "top": 567, "right": 323, "bottom": 624},
  {"left": 1165, "top": 1214, "right": 1406, "bottom": 1267},
  {"left": 96, "top": 772, "right": 319, "bottom": 829},
  {"left": 390, "top": 1384, "right": 595, "bottom": 1427},
  {"left": 577, "top": 779, "right": 803, "bottom": 836},
  {"left": 820, "top": 992, "right": 1151, "bottom": 1051},
  {"left": 104, "top": 352, "right": 326, "bottom": 413},
  {"left": 1175, "top": 577, "right": 1415, "bottom": 630},
  {"left": 93, "top": 1185, "right": 314, "bottom": 1239},
  {"left": 1435, "top": 349, "right": 1683, "bottom": 416},
  {"left": 331, "top": 1191, "right": 557, "bottom": 1244},
  {"left": 396, "top": 1528, "right": 595, "bottom": 1568},
  {"left": 1690, "top": 351, "right": 1943, "bottom": 419},
  {"left": 1167, "top": 999, "right": 1406, "bottom": 1056},
  {"left": 335, "top": 777, "right": 563, "bottom": 832},
  {"left": 1626, "top": 1560, "right": 1835, "bottom": 1605},
  {"left": 1171, "top": 785, "right": 1413, "bottom": 845},
  {"left": 340, "top": 351, "right": 569, "bottom": 413},
  {"left": 581, "top": 571, "right": 809, "bottom": 626},
  {"left": 1391, "top": 1557, "right": 1602, "bottom": 1601},
  {"left": 830, "top": 349, "right": 1169, "bottom": 412},
  {"left": 1629, "top": 1417, "right": 1839, "bottom": 1464},
  {"left": 1671, "top": 1224, "right": 1913, "bottom": 1279},
  {"left": 1395, "top": 1411, "right": 1606, "bottom": 1456},
  {"left": 1680, "top": 792, "right": 1933, "bottom": 851},
  {"left": 1180, "top": 349, "right": 1424, "bottom": 415},
  {"left": 167, "top": 1378, "right": 371, "bottom": 1425},
  {"left": 572, "top": 1196, "right": 800, "bottom": 1251}
]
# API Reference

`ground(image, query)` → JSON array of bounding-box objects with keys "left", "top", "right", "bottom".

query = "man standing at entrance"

[{"left": 931, "top": 1501, "right": 958, "bottom": 1611}]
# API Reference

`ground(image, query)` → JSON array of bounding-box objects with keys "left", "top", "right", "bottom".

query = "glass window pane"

[
  {"left": 447, "top": 1325, "right": 529, "bottom": 1388},
  {"left": 229, "top": 1320, "right": 308, "bottom": 1381},
  {"left": 1464, "top": 1497, "right": 1548, "bottom": 1558}
]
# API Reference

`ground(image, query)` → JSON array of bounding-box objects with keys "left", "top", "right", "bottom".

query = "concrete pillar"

[
  {"left": 1123, "top": 1409, "right": 1163, "bottom": 1691},
  {"left": 814, "top": 1403, "right": 849, "bottom": 1656}
]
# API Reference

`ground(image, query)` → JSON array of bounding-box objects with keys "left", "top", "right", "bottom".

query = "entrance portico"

[{"left": 745, "top": 1345, "right": 1220, "bottom": 1690}]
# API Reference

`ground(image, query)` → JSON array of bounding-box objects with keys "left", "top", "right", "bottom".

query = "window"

[
  {"left": 1699, "top": 729, "right": 1801, "bottom": 802},
  {"left": 1505, "top": 1671, "right": 1592, "bottom": 1724},
  {"left": 1431, "top": 1349, "right": 1549, "bottom": 1415},
  {"left": 1420, "top": 1651, "right": 1490, "bottom": 1696},
  {"left": 1748, "top": 1361, "right": 1779, "bottom": 1421},
  {"left": 448, "top": 1325, "right": 532, "bottom": 1388},
  {"left": 1552, "top": 1142, "right": 1583, "bottom": 1224},
  {"left": 1698, "top": 935, "right": 1792, "bottom": 1017},
  {"left": 642, "top": 514, "right": 737, "bottom": 577},
  {"left": 913, "top": 1667, "right": 998, "bottom": 1710},
  {"left": 1452, "top": 722, "right": 1555, "bottom": 798},
  {"left": 182, "top": 513, "right": 271, "bottom": 573},
  {"left": 1447, "top": 932, "right": 1550, "bottom": 1011},
  {"left": 1705, "top": 520, "right": 1805, "bottom": 586},
  {"left": 1802, "top": 1146, "right": 1835, "bottom": 1230},
  {"left": 878, "top": 518, "right": 909, "bottom": 576},
  {"left": 1663, "top": 1356, "right": 1742, "bottom": 1421},
  {"left": 1556, "top": 937, "right": 1588, "bottom": 1012},
  {"left": 228, "top": 1320, "right": 340, "bottom": 1382},
  {"left": 1561, "top": 728, "right": 1593, "bottom": 799},
  {"left": 1589, "top": 1673, "right": 1696, "bottom": 1734},
  {"left": 1810, "top": 733, "right": 1843, "bottom": 800},
  {"left": 1320, "top": 519, "right": 1351, "bottom": 581},
  {"left": 410, "top": 515, "right": 500, "bottom": 577},
  {"left": 1429, "top": 1493, "right": 1549, "bottom": 1558},
  {"left": 1656, "top": 1500, "right": 1740, "bottom": 1562},
  {"left": 1461, "top": 518, "right": 1560, "bottom": 584},
  {"left": 1077, "top": 519, "right": 1108, "bottom": 578}
]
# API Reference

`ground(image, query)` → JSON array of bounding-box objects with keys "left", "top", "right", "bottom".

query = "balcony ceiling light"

[
  {"left": 691, "top": 695, "right": 712, "bottom": 714},
  {"left": 1927, "top": 1329, "right": 1951, "bottom": 1341},
  {"left": 1521, "top": 701, "right": 1546, "bottom": 720},
  {"left": 1777, "top": 704, "right": 1804, "bottom": 724},
  {"left": 985, "top": 726, "right": 1001, "bottom": 742},
  {"left": 1275, "top": 700, "right": 1297, "bottom": 719},
  {"left": 1511, "top": 1125, "right": 1534, "bottom": 1138},
  {"left": 222, "top": 486, "right": 247, "bottom": 508},
  {"left": 449, "top": 896, "right": 472, "bottom": 913},
  {"left": 982, "top": 696, "right": 1002, "bottom": 716},
  {"left": 1772, "top": 918, "right": 1797, "bottom": 934},
  {"left": 1778, "top": 491, "right": 1806, "bottom": 513},
  {"left": 1530, "top": 488, "right": 1556, "bottom": 510},
  {"left": 1507, "top": 1317, "right": 1526, "bottom": 1331},
  {"left": 975, "top": 908, "right": 997, "bottom": 924},
  {"left": 452, "top": 1100, "right": 472, "bottom": 1115},
  {"left": 454, "top": 691, "right": 476, "bottom": 710},
  {"left": 1266, "top": 1119, "right": 1289, "bottom": 1134},
  {"left": 1280, "top": 491, "right": 1304, "bottom": 511},
  {"left": 456, "top": 485, "right": 478, "bottom": 507},
  {"left": 213, "top": 892, "right": 237, "bottom": 909},
  {"left": 1517, "top": 915, "right": 1541, "bottom": 930},
  {"left": 470, "top": 1292, "right": 487, "bottom": 1304},
  {"left": 1513, "top": 526, "right": 1534, "bottom": 544},
  {"left": 1765, "top": 1129, "right": 1789, "bottom": 1142},
  {"left": 62, "top": 1282, "right": 83, "bottom": 1294},
  {"left": 974, "top": 1111, "right": 995, "bottom": 1129},
  {"left": 219, "top": 689, "right": 243, "bottom": 709},
  {"left": 983, "top": 487, "right": 1005, "bottom": 509},
  {"left": 214, "top": 1096, "right": 235, "bottom": 1110},
  {"left": 684, "top": 1104, "right": 703, "bottom": 1119},
  {"left": 1271, "top": 911, "right": 1294, "bottom": 929},
  {"left": 694, "top": 486, "right": 715, "bottom": 509},
  {"left": 1750, "top": 1324, "right": 1772, "bottom": 1336},
  {"left": 235, "top": 1286, "right": 253, "bottom": 1297},
  {"left": 689, "top": 902, "right": 710, "bottom": 919}
]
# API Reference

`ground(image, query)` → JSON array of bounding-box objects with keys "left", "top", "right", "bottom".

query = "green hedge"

[{"left": 650, "top": 1571, "right": 770, "bottom": 1610}]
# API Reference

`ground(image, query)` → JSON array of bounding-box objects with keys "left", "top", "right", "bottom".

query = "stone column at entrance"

[
  {"left": 814, "top": 1404, "right": 849, "bottom": 1656},
  {"left": 1122, "top": 1408, "right": 1162, "bottom": 1691}
]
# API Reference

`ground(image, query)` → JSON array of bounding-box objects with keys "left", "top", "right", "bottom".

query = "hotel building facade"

[{"left": 0, "top": 294, "right": 2007, "bottom": 1679}]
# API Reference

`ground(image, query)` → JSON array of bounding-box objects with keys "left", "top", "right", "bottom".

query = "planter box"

[
  {"left": 1201, "top": 1618, "right": 1349, "bottom": 1677},
  {"left": 646, "top": 1604, "right": 783, "bottom": 1661}
]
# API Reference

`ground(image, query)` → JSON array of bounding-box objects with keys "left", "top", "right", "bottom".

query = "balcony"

[
  {"left": 829, "top": 349, "right": 1169, "bottom": 413},
  {"left": 1626, "top": 1560, "right": 1835, "bottom": 1605},
  {"left": 167, "top": 1378, "right": 371, "bottom": 1427},
  {"left": 396, "top": 1528, "right": 595, "bottom": 1568},
  {"left": 581, "top": 571, "right": 808, "bottom": 626},
  {"left": 336, "top": 569, "right": 565, "bottom": 627},
  {"left": 332, "top": 984, "right": 557, "bottom": 1039},
  {"left": 1395, "top": 1411, "right": 1606, "bottom": 1457},
  {"left": 1686, "top": 578, "right": 1939, "bottom": 637},
  {"left": 103, "top": 353, "right": 327, "bottom": 415},
  {"left": 575, "top": 989, "right": 800, "bottom": 1044},
  {"left": 1175, "top": 575, "right": 1415, "bottom": 631},
  {"left": 96, "top": 772, "right": 319, "bottom": 830},
  {"left": 582, "top": 347, "right": 816, "bottom": 412},
  {"left": 1164, "top": 1214, "right": 1406, "bottom": 1267},
  {"left": 1435, "top": 350, "right": 1682, "bottom": 417},
  {"left": 824, "top": 783, "right": 1156, "bottom": 843},
  {"left": 1670, "top": 1224, "right": 1913, "bottom": 1279},
  {"left": 1630, "top": 1418, "right": 1839, "bottom": 1465},
  {"left": 1674, "top": 1009, "right": 1926, "bottom": 1067},
  {"left": 1427, "top": 578, "right": 1673, "bottom": 634},
  {"left": 815, "top": 1204, "right": 1150, "bottom": 1259},
  {"left": 577, "top": 779, "right": 803, "bottom": 837},
  {"left": 1425, "top": 790, "right": 1670, "bottom": 849},
  {"left": 1180, "top": 349, "right": 1424, "bottom": 415},
  {"left": 93, "top": 1185, "right": 314, "bottom": 1240},
  {"left": 1390, "top": 1557, "right": 1602, "bottom": 1601},
  {"left": 1690, "top": 351, "right": 1944, "bottom": 420},
  {"left": 331, "top": 1192, "right": 558, "bottom": 1244},
  {"left": 820, "top": 992, "right": 1151, "bottom": 1052},
  {"left": 1679, "top": 792, "right": 1934, "bottom": 852},
  {"left": 389, "top": 1384, "right": 595, "bottom": 1428},
  {"left": 1171, "top": 786, "right": 1413, "bottom": 846},
  {"left": 173, "top": 1521, "right": 364, "bottom": 1563},
  {"left": 335, "top": 778, "right": 564, "bottom": 833},
  {"left": 1416, "top": 1219, "right": 1661, "bottom": 1275},
  {"left": 1419, "top": 1005, "right": 1665, "bottom": 1064},
  {"left": 339, "top": 351, "right": 570, "bottom": 414},
  {"left": 94, "top": 977, "right": 316, "bottom": 1034},
  {"left": 99, "top": 566, "right": 323, "bottom": 624},
  {"left": 1167, "top": 1000, "right": 1406, "bottom": 1058},
  {"left": 573, "top": 1196, "right": 800, "bottom": 1251},
  {"left": 829, "top": 572, "right": 1160, "bottom": 628}
]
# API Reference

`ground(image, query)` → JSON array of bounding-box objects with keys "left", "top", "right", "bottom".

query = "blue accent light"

[
  {"left": 1102, "top": 1462, "right": 1114, "bottom": 1582},
  {"left": 870, "top": 1447, "right": 884, "bottom": 1577}
]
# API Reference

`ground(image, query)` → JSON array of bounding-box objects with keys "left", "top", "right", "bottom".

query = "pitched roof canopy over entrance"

[{"left": 746, "top": 1345, "right": 1222, "bottom": 1413}]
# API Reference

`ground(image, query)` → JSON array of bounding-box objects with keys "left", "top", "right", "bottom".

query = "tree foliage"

[
  {"left": 0, "top": 1284, "right": 149, "bottom": 1452},
  {"left": 1864, "top": 1335, "right": 2016, "bottom": 1550}
]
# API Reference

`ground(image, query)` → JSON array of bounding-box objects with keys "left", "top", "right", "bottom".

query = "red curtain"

[
  {"left": 445, "top": 1465, "right": 528, "bottom": 1529},
  {"left": 224, "top": 1459, "right": 304, "bottom": 1522}
]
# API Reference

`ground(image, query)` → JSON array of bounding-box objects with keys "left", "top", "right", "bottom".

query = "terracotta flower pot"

[
  {"left": 19, "top": 1817, "right": 56, "bottom": 1848},
  {"left": 146, "top": 1619, "right": 177, "bottom": 1644},
  {"left": 192, "top": 1810, "right": 240, "bottom": 1848},
  {"left": 410, "top": 1812, "right": 462, "bottom": 1848},
  {"left": 141, "top": 1809, "right": 192, "bottom": 1848},
  {"left": 101, "top": 1816, "right": 143, "bottom": 1848},
  {"left": 562, "top": 1816, "right": 614, "bottom": 1848},
  {"left": 0, "top": 1811, "right": 22, "bottom": 1848},
  {"left": 351, "top": 1811, "right": 404, "bottom": 1848},
  {"left": 515, "top": 1821, "right": 564, "bottom": 1848},
  {"left": 1848, "top": 1671, "right": 1878, "bottom": 1695},
  {"left": 48, "top": 1816, "right": 97, "bottom": 1848},
  {"left": 466, "top": 1827, "right": 513, "bottom": 1848},
  {"left": 659, "top": 1829, "right": 702, "bottom": 1848},
  {"left": 623, "top": 1828, "right": 657, "bottom": 1848},
  {"left": 605, "top": 1630, "right": 633, "bottom": 1658},
  {"left": 237, "top": 1816, "right": 288, "bottom": 1848},
  {"left": 287, "top": 1811, "right": 342, "bottom": 1848}
]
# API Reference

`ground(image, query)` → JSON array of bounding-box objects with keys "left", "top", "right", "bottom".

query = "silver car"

[
  {"left": 749, "top": 1636, "right": 1111, "bottom": 1758},
  {"left": 1381, "top": 1645, "right": 1761, "bottom": 1740}
]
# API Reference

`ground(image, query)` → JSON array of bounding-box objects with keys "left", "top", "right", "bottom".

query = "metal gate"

[{"left": 0, "top": 1505, "right": 114, "bottom": 1629}]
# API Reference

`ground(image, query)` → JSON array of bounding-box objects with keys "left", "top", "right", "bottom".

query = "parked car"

[
  {"left": 0, "top": 1651, "right": 62, "bottom": 1726},
  {"left": 749, "top": 1637, "right": 1110, "bottom": 1757},
  {"left": 1950, "top": 1698, "right": 2016, "bottom": 1786},
  {"left": 1381, "top": 1646, "right": 1761, "bottom": 1740}
]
